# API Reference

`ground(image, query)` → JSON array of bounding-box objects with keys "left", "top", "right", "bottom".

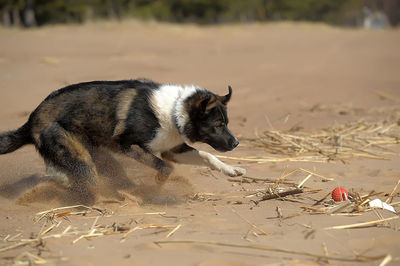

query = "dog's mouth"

[
  {"left": 213, "top": 146, "right": 232, "bottom": 152},
  {"left": 209, "top": 138, "right": 239, "bottom": 152}
]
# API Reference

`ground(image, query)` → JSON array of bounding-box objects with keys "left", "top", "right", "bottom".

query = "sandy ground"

[{"left": 0, "top": 21, "right": 400, "bottom": 265}]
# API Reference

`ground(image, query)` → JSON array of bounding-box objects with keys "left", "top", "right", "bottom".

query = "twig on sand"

[
  {"left": 259, "top": 188, "right": 304, "bottom": 201},
  {"left": 154, "top": 240, "right": 386, "bottom": 263}
]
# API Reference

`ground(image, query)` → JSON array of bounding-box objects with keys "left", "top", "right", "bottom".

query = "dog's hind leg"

[
  {"left": 161, "top": 143, "right": 246, "bottom": 177},
  {"left": 91, "top": 147, "right": 134, "bottom": 189},
  {"left": 45, "top": 162, "right": 69, "bottom": 186},
  {"left": 36, "top": 122, "right": 98, "bottom": 204},
  {"left": 121, "top": 145, "right": 173, "bottom": 184}
]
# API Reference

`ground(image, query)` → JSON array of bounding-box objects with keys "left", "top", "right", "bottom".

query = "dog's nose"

[{"left": 231, "top": 138, "right": 239, "bottom": 149}]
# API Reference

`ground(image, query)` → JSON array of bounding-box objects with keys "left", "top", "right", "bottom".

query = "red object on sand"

[{"left": 331, "top": 187, "right": 349, "bottom": 202}]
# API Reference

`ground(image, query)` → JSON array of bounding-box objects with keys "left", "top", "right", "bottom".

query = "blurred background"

[
  {"left": 0, "top": 0, "right": 399, "bottom": 133},
  {"left": 1, "top": 0, "right": 400, "bottom": 29}
]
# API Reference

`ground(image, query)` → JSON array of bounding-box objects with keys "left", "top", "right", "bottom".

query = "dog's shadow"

[
  {"left": 0, "top": 174, "right": 44, "bottom": 200},
  {"left": 0, "top": 175, "right": 94, "bottom": 206}
]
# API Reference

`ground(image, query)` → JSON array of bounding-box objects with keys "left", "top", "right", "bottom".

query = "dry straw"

[
  {"left": 154, "top": 240, "right": 386, "bottom": 263},
  {"left": 1, "top": 205, "right": 178, "bottom": 257},
  {"left": 227, "top": 119, "right": 400, "bottom": 163}
]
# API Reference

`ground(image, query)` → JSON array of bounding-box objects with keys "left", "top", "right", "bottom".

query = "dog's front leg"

[
  {"left": 122, "top": 145, "right": 173, "bottom": 183},
  {"left": 161, "top": 144, "right": 246, "bottom": 177}
]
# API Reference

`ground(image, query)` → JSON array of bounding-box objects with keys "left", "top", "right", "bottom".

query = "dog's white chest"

[{"left": 148, "top": 127, "right": 183, "bottom": 152}]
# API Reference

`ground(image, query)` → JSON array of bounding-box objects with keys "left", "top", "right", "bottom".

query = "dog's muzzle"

[{"left": 229, "top": 138, "right": 239, "bottom": 149}]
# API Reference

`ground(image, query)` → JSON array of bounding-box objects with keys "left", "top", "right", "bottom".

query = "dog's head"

[{"left": 183, "top": 86, "right": 239, "bottom": 152}]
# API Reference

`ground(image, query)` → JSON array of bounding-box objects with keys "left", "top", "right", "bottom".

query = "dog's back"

[{"left": 27, "top": 79, "right": 160, "bottom": 149}]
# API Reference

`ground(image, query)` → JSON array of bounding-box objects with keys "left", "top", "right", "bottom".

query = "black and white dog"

[{"left": 0, "top": 79, "right": 245, "bottom": 200}]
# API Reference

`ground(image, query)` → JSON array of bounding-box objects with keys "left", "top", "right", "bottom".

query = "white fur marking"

[{"left": 148, "top": 84, "right": 201, "bottom": 152}]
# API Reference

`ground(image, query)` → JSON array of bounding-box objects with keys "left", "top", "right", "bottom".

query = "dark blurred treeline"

[{"left": 1, "top": 0, "right": 399, "bottom": 27}]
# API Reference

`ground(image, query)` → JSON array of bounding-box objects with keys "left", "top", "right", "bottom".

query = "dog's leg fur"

[
  {"left": 91, "top": 147, "right": 135, "bottom": 189},
  {"left": 45, "top": 162, "right": 69, "bottom": 186},
  {"left": 121, "top": 145, "right": 173, "bottom": 183},
  {"left": 161, "top": 144, "right": 246, "bottom": 177},
  {"left": 36, "top": 122, "right": 98, "bottom": 203}
]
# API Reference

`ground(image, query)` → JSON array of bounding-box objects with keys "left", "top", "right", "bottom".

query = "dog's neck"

[
  {"left": 150, "top": 84, "right": 201, "bottom": 148},
  {"left": 172, "top": 85, "right": 202, "bottom": 136}
]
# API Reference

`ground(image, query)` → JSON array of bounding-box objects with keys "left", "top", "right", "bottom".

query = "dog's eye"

[{"left": 214, "top": 122, "right": 224, "bottom": 128}]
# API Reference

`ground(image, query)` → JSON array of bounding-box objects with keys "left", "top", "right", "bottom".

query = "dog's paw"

[
  {"left": 223, "top": 166, "right": 246, "bottom": 177},
  {"left": 155, "top": 172, "right": 169, "bottom": 184}
]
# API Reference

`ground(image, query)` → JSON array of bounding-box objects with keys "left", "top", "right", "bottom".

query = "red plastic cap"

[{"left": 332, "top": 187, "right": 349, "bottom": 202}]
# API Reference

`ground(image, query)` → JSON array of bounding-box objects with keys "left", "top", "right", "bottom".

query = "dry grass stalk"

[
  {"left": 235, "top": 176, "right": 299, "bottom": 186},
  {"left": 239, "top": 119, "right": 400, "bottom": 163},
  {"left": 373, "top": 90, "right": 400, "bottom": 102},
  {"left": 73, "top": 232, "right": 104, "bottom": 244},
  {"left": 154, "top": 240, "right": 386, "bottom": 263},
  {"left": 379, "top": 254, "right": 393, "bottom": 266},
  {"left": 386, "top": 179, "right": 400, "bottom": 203},
  {"left": 0, "top": 241, "right": 32, "bottom": 253},
  {"left": 324, "top": 215, "right": 399, "bottom": 230},
  {"left": 14, "top": 251, "right": 46, "bottom": 265},
  {"left": 391, "top": 201, "right": 400, "bottom": 206},
  {"left": 272, "top": 168, "right": 333, "bottom": 184},
  {"left": 39, "top": 221, "right": 61, "bottom": 236},
  {"left": 297, "top": 174, "right": 313, "bottom": 188},
  {"left": 322, "top": 242, "right": 328, "bottom": 256},
  {"left": 232, "top": 209, "right": 268, "bottom": 235},
  {"left": 83, "top": 211, "right": 166, "bottom": 219},
  {"left": 229, "top": 168, "right": 332, "bottom": 189},
  {"left": 217, "top": 154, "right": 327, "bottom": 163},
  {"left": 1, "top": 204, "right": 177, "bottom": 255},
  {"left": 34, "top": 205, "right": 107, "bottom": 223},
  {"left": 1, "top": 220, "right": 180, "bottom": 253},
  {"left": 330, "top": 213, "right": 363, "bottom": 216},
  {"left": 165, "top": 224, "right": 182, "bottom": 238},
  {"left": 325, "top": 200, "right": 353, "bottom": 214},
  {"left": 120, "top": 224, "right": 178, "bottom": 242}
]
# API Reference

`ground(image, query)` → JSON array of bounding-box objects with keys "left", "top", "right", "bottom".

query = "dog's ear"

[
  {"left": 218, "top": 86, "right": 232, "bottom": 105},
  {"left": 194, "top": 95, "right": 211, "bottom": 117}
]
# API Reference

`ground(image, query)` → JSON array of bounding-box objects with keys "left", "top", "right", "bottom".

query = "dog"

[{"left": 0, "top": 79, "right": 246, "bottom": 201}]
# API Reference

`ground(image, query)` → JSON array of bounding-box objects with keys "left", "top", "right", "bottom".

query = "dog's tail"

[{"left": 0, "top": 122, "right": 32, "bottom": 154}]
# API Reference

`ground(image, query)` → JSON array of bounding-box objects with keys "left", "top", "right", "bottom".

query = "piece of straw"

[
  {"left": 378, "top": 254, "right": 392, "bottom": 266},
  {"left": 297, "top": 174, "right": 313, "bottom": 188},
  {"left": 0, "top": 242, "right": 31, "bottom": 253},
  {"left": 232, "top": 209, "right": 268, "bottom": 235},
  {"left": 154, "top": 240, "right": 385, "bottom": 262},
  {"left": 14, "top": 251, "right": 46, "bottom": 265},
  {"left": 386, "top": 179, "right": 400, "bottom": 203},
  {"left": 324, "top": 215, "right": 399, "bottom": 230},
  {"left": 165, "top": 224, "right": 182, "bottom": 238}
]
